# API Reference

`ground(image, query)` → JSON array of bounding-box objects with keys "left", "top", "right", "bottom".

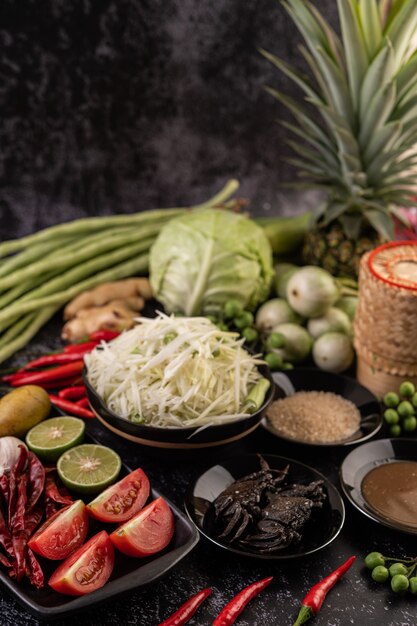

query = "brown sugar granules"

[{"left": 266, "top": 390, "right": 361, "bottom": 443}]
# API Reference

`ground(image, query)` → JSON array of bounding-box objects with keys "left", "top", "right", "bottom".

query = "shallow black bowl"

[
  {"left": 262, "top": 368, "right": 382, "bottom": 447},
  {"left": 83, "top": 365, "right": 274, "bottom": 450},
  {"left": 184, "top": 453, "right": 345, "bottom": 560},
  {"left": 340, "top": 438, "right": 417, "bottom": 534}
]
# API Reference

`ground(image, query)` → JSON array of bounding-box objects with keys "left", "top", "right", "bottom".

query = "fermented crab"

[
  {"left": 213, "top": 456, "right": 289, "bottom": 541},
  {"left": 238, "top": 480, "right": 326, "bottom": 553},
  {"left": 212, "top": 457, "right": 327, "bottom": 553}
]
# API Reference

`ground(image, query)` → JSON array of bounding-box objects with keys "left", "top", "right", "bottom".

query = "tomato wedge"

[
  {"left": 49, "top": 531, "right": 114, "bottom": 596},
  {"left": 110, "top": 497, "right": 174, "bottom": 557},
  {"left": 28, "top": 500, "right": 88, "bottom": 560},
  {"left": 87, "top": 467, "right": 150, "bottom": 524}
]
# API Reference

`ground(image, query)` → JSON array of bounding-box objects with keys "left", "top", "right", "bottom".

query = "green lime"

[
  {"left": 384, "top": 409, "right": 399, "bottom": 425},
  {"left": 372, "top": 566, "right": 389, "bottom": 583},
  {"left": 409, "top": 577, "right": 417, "bottom": 594},
  {"left": 399, "top": 381, "right": 416, "bottom": 398},
  {"left": 412, "top": 392, "right": 417, "bottom": 409},
  {"left": 365, "top": 552, "right": 385, "bottom": 569},
  {"left": 397, "top": 401, "right": 414, "bottom": 418},
  {"left": 57, "top": 444, "right": 121, "bottom": 495},
  {"left": 391, "top": 574, "right": 409, "bottom": 593},
  {"left": 384, "top": 392, "right": 400, "bottom": 408},
  {"left": 26, "top": 416, "right": 85, "bottom": 462},
  {"left": 389, "top": 563, "right": 408, "bottom": 577}
]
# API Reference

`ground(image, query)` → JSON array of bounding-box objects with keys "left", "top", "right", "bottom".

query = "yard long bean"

[{"left": 0, "top": 180, "right": 240, "bottom": 363}]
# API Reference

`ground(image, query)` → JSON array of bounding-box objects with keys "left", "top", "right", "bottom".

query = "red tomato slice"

[
  {"left": 87, "top": 467, "right": 150, "bottom": 524},
  {"left": 110, "top": 497, "right": 174, "bottom": 558},
  {"left": 49, "top": 530, "right": 114, "bottom": 596},
  {"left": 28, "top": 500, "right": 89, "bottom": 560}
]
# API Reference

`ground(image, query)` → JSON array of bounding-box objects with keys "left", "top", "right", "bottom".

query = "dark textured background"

[{"left": 0, "top": 0, "right": 337, "bottom": 237}]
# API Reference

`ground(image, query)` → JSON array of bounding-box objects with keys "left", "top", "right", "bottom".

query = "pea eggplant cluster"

[
  {"left": 383, "top": 381, "right": 417, "bottom": 436},
  {"left": 365, "top": 552, "right": 417, "bottom": 594}
]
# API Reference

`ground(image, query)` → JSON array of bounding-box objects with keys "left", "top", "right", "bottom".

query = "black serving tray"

[{"left": 0, "top": 412, "right": 199, "bottom": 620}]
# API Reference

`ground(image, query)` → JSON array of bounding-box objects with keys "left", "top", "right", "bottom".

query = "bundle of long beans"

[{"left": 0, "top": 180, "right": 239, "bottom": 364}]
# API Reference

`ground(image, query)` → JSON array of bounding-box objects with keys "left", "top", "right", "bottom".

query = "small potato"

[{"left": 0, "top": 385, "right": 51, "bottom": 437}]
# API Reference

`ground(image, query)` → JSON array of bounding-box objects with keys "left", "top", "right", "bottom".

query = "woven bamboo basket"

[{"left": 354, "top": 241, "right": 417, "bottom": 398}]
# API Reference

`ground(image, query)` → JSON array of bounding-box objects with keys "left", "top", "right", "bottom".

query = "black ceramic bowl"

[
  {"left": 262, "top": 368, "right": 383, "bottom": 447},
  {"left": 83, "top": 365, "right": 274, "bottom": 450},
  {"left": 184, "top": 453, "right": 345, "bottom": 560}
]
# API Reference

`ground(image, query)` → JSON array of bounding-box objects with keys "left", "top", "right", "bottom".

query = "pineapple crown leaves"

[{"left": 262, "top": 0, "right": 417, "bottom": 240}]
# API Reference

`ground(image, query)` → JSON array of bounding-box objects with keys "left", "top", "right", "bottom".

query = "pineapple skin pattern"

[{"left": 263, "top": 0, "right": 417, "bottom": 277}]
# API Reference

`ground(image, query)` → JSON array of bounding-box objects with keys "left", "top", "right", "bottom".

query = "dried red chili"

[
  {"left": 292, "top": 556, "right": 356, "bottom": 625},
  {"left": 26, "top": 452, "right": 45, "bottom": 512},
  {"left": 158, "top": 588, "right": 212, "bottom": 626},
  {"left": 44, "top": 475, "right": 73, "bottom": 507},
  {"left": 212, "top": 576, "right": 273, "bottom": 626}
]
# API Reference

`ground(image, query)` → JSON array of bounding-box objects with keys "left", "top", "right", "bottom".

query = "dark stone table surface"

[{"left": 0, "top": 319, "right": 416, "bottom": 626}]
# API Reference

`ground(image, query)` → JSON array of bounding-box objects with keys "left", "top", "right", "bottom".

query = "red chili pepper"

[
  {"left": 26, "top": 452, "right": 45, "bottom": 512},
  {"left": 19, "top": 351, "right": 90, "bottom": 370},
  {"left": 292, "top": 556, "right": 356, "bottom": 625},
  {"left": 49, "top": 394, "right": 95, "bottom": 418},
  {"left": 158, "top": 588, "right": 212, "bottom": 626},
  {"left": 76, "top": 397, "right": 90, "bottom": 408},
  {"left": 212, "top": 576, "right": 273, "bottom": 626},
  {"left": 64, "top": 341, "right": 99, "bottom": 353},
  {"left": 88, "top": 330, "right": 120, "bottom": 341},
  {"left": 58, "top": 385, "right": 87, "bottom": 400},
  {"left": 26, "top": 547, "right": 44, "bottom": 589},
  {"left": 44, "top": 475, "right": 73, "bottom": 507},
  {"left": 7, "top": 361, "right": 84, "bottom": 387}
]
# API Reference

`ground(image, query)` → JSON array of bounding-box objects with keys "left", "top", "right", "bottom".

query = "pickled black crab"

[{"left": 212, "top": 456, "right": 326, "bottom": 553}]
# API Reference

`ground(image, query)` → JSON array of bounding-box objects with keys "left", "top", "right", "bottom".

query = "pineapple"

[{"left": 262, "top": 0, "right": 417, "bottom": 277}]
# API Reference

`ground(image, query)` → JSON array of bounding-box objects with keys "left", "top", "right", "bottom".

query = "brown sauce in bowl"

[{"left": 361, "top": 461, "right": 417, "bottom": 529}]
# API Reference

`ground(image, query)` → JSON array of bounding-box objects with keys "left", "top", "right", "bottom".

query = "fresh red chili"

[
  {"left": 58, "top": 385, "right": 87, "bottom": 400},
  {"left": 158, "top": 588, "right": 212, "bottom": 626},
  {"left": 19, "top": 351, "right": 90, "bottom": 370},
  {"left": 49, "top": 394, "right": 95, "bottom": 418},
  {"left": 88, "top": 330, "right": 120, "bottom": 341},
  {"left": 212, "top": 576, "right": 273, "bottom": 626},
  {"left": 292, "top": 556, "right": 356, "bottom": 625},
  {"left": 7, "top": 361, "right": 84, "bottom": 387},
  {"left": 64, "top": 341, "right": 99, "bottom": 353},
  {"left": 76, "top": 397, "right": 90, "bottom": 408}
]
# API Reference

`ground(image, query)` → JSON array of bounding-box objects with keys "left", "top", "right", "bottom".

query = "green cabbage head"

[{"left": 150, "top": 209, "right": 273, "bottom": 316}]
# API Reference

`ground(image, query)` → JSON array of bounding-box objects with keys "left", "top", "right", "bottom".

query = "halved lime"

[
  {"left": 26, "top": 416, "right": 85, "bottom": 462},
  {"left": 57, "top": 444, "right": 121, "bottom": 495}
]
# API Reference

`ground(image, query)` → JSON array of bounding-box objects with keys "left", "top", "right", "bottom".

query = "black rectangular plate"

[{"left": 0, "top": 427, "right": 199, "bottom": 620}]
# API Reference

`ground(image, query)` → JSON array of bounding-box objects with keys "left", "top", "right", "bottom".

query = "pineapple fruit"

[{"left": 262, "top": 0, "right": 417, "bottom": 277}]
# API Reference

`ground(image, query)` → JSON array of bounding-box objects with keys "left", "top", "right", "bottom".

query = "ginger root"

[
  {"left": 63, "top": 278, "right": 152, "bottom": 321},
  {"left": 62, "top": 278, "right": 153, "bottom": 342},
  {"left": 61, "top": 301, "right": 141, "bottom": 342}
]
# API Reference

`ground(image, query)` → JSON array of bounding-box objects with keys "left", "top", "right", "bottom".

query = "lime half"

[
  {"left": 57, "top": 444, "right": 121, "bottom": 495},
  {"left": 26, "top": 416, "right": 85, "bottom": 462}
]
